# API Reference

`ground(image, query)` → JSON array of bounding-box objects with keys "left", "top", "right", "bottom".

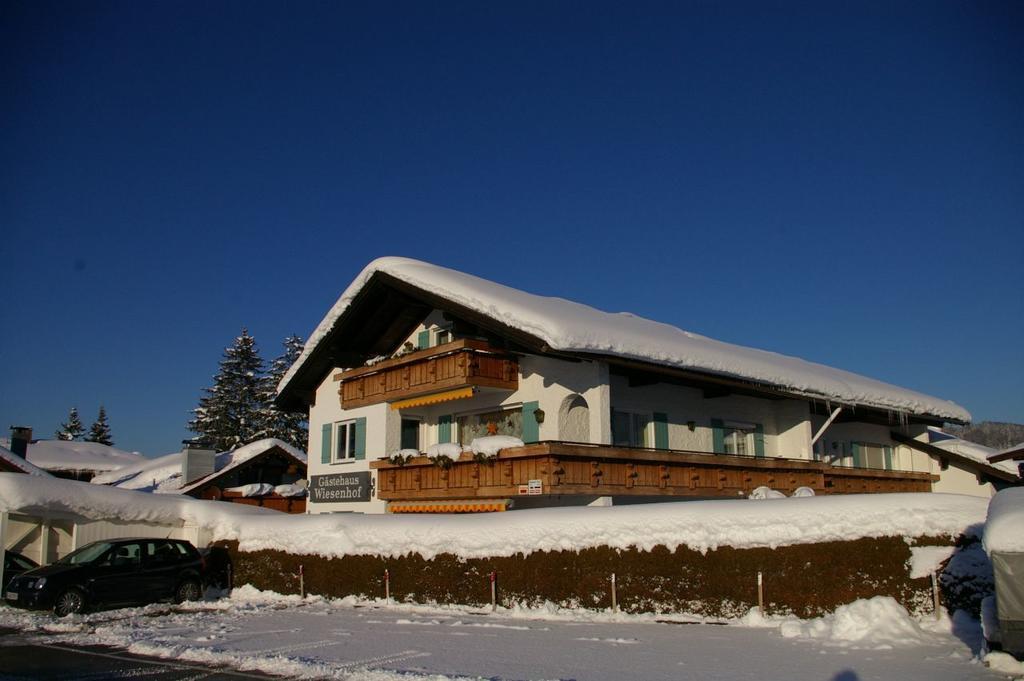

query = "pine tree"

[
  {"left": 256, "top": 335, "right": 309, "bottom": 449},
  {"left": 55, "top": 407, "right": 85, "bottom": 441},
  {"left": 188, "top": 329, "right": 266, "bottom": 452},
  {"left": 86, "top": 406, "right": 114, "bottom": 446}
]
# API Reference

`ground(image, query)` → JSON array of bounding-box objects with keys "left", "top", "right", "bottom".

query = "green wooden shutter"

[
  {"left": 320, "top": 423, "right": 332, "bottom": 464},
  {"left": 417, "top": 330, "right": 430, "bottom": 349},
  {"left": 884, "top": 446, "right": 893, "bottom": 470},
  {"left": 522, "top": 401, "right": 540, "bottom": 443},
  {"left": 438, "top": 414, "right": 452, "bottom": 444},
  {"left": 754, "top": 424, "right": 765, "bottom": 458},
  {"left": 354, "top": 417, "right": 367, "bottom": 460},
  {"left": 711, "top": 419, "right": 725, "bottom": 454},
  {"left": 851, "top": 442, "right": 862, "bottom": 468},
  {"left": 653, "top": 412, "right": 669, "bottom": 450}
]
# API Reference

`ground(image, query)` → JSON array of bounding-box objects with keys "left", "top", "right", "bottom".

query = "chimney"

[
  {"left": 9, "top": 426, "right": 32, "bottom": 458},
  {"left": 181, "top": 440, "right": 216, "bottom": 484}
]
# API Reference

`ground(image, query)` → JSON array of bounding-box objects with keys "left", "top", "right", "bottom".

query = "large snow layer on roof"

[
  {"left": 1, "top": 473, "right": 985, "bottom": 559},
  {"left": 25, "top": 440, "right": 146, "bottom": 472},
  {"left": 91, "top": 438, "right": 307, "bottom": 494},
  {"left": 0, "top": 446, "right": 51, "bottom": 476},
  {"left": 984, "top": 487, "right": 1024, "bottom": 554},
  {"left": 279, "top": 257, "right": 970, "bottom": 421}
]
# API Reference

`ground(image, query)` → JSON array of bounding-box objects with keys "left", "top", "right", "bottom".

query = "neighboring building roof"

[
  {"left": 25, "top": 440, "right": 146, "bottom": 474},
  {"left": 926, "top": 428, "right": 1020, "bottom": 477},
  {"left": 988, "top": 441, "right": 1024, "bottom": 464},
  {"left": 91, "top": 438, "right": 307, "bottom": 496},
  {"left": 278, "top": 257, "right": 971, "bottom": 422},
  {"left": 0, "top": 446, "right": 53, "bottom": 476}
]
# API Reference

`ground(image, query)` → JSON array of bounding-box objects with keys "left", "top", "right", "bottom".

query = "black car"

[
  {"left": 3, "top": 551, "right": 39, "bottom": 589},
  {"left": 4, "top": 538, "right": 205, "bottom": 616}
]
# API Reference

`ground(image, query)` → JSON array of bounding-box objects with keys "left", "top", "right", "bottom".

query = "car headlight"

[{"left": 32, "top": 577, "right": 46, "bottom": 590}]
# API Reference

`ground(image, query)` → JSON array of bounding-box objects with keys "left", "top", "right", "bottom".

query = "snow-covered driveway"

[{"left": 0, "top": 587, "right": 1010, "bottom": 680}]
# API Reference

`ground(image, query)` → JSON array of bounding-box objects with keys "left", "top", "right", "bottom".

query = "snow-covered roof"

[
  {"left": 984, "top": 487, "right": 1024, "bottom": 554},
  {"left": 989, "top": 441, "right": 1024, "bottom": 463},
  {"left": 0, "top": 472, "right": 986, "bottom": 558},
  {"left": 91, "top": 438, "right": 307, "bottom": 495},
  {"left": 279, "top": 257, "right": 971, "bottom": 422},
  {"left": 0, "top": 446, "right": 52, "bottom": 476},
  {"left": 926, "top": 428, "right": 1019, "bottom": 477},
  {"left": 26, "top": 440, "right": 146, "bottom": 473}
]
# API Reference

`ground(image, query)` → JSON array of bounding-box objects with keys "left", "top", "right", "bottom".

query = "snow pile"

[
  {"left": 227, "top": 483, "right": 275, "bottom": 497},
  {"left": 0, "top": 474, "right": 986, "bottom": 560},
  {"left": 749, "top": 486, "right": 785, "bottom": 499},
  {"left": 984, "top": 487, "right": 1024, "bottom": 554},
  {"left": 779, "top": 597, "right": 930, "bottom": 648},
  {"left": 791, "top": 486, "right": 815, "bottom": 497},
  {"left": 274, "top": 483, "right": 306, "bottom": 498},
  {"left": 423, "top": 443, "right": 465, "bottom": 459},
  {"left": 280, "top": 257, "right": 971, "bottom": 421},
  {"left": 91, "top": 450, "right": 184, "bottom": 491},
  {"left": 0, "top": 446, "right": 52, "bottom": 476},
  {"left": 26, "top": 440, "right": 145, "bottom": 473},
  {"left": 984, "top": 651, "right": 1024, "bottom": 677},
  {"left": 908, "top": 545, "right": 956, "bottom": 579},
  {"left": 469, "top": 436, "right": 524, "bottom": 457}
]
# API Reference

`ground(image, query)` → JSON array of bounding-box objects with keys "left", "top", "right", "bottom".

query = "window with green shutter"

[
  {"left": 320, "top": 423, "right": 332, "bottom": 464},
  {"left": 653, "top": 412, "right": 669, "bottom": 450},
  {"left": 522, "top": 401, "right": 540, "bottom": 443},
  {"left": 438, "top": 414, "right": 452, "bottom": 444}
]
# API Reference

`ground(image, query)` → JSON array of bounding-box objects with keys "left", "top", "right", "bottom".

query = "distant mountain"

[{"left": 945, "top": 421, "right": 1024, "bottom": 450}]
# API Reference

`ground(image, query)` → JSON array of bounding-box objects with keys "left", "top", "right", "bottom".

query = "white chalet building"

[{"left": 275, "top": 258, "right": 1016, "bottom": 514}]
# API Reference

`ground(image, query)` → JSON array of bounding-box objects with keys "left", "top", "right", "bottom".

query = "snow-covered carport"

[
  {"left": 0, "top": 472, "right": 272, "bottom": 588},
  {"left": 984, "top": 487, "right": 1024, "bottom": 660}
]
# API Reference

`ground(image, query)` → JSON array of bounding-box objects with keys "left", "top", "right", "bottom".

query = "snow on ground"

[
  {"left": 984, "top": 487, "right": 1024, "bottom": 554},
  {"left": 0, "top": 587, "right": 1008, "bottom": 680},
  {"left": 25, "top": 439, "right": 145, "bottom": 473},
  {"left": 0, "top": 474, "right": 987, "bottom": 559},
  {"left": 279, "top": 257, "right": 970, "bottom": 421}
]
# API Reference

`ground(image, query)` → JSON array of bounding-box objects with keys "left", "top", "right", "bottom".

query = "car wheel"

[
  {"left": 54, "top": 589, "right": 86, "bottom": 616},
  {"left": 174, "top": 579, "right": 202, "bottom": 603}
]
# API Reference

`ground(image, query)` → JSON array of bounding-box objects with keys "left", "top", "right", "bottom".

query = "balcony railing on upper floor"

[{"left": 333, "top": 339, "right": 519, "bottom": 410}]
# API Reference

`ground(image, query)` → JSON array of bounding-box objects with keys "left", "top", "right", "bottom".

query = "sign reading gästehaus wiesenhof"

[{"left": 309, "top": 471, "right": 372, "bottom": 503}]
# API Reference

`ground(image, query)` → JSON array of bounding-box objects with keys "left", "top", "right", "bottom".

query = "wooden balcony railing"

[
  {"left": 369, "top": 441, "right": 937, "bottom": 505},
  {"left": 334, "top": 339, "right": 518, "bottom": 409}
]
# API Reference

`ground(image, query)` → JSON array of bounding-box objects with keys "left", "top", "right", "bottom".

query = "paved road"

[{"left": 0, "top": 627, "right": 268, "bottom": 681}]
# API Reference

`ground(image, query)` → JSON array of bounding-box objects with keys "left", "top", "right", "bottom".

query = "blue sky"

[{"left": 2, "top": 1, "right": 1021, "bottom": 456}]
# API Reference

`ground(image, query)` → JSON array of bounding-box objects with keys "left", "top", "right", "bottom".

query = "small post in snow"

[
  {"left": 384, "top": 569, "right": 391, "bottom": 603},
  {"left": 757, "top": 571, "right": 764, "bottom": 615},
  {"left": 490, "top": 570, "right": 497, "bottom": 612},
  {"left": 610, "top": 573, "right": 618, "bottom": 613},
  {"left": 931, "top": 571, "right": 941, "bottom": 620},
  {"left": 299, "top": 564, "right": 305, "bottom": 598}
]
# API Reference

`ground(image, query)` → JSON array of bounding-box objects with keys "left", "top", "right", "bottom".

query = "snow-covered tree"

[
  {"left": 55, "top": 407, "right": 86, "bottom": 441},
  {"left": 188, "top": 329, "right": 266, "bottom": 452},
  {"left": 86, "top": 406, "right": 114, "bottom": 446},
  {"left": 255, "top": 335, "right": 308, "bottom": 449}
]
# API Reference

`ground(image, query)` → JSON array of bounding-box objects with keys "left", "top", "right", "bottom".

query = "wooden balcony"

[
  {"left": 369, "top": 441, "right": 938, "bottom": 506},
  {"left": 334, "top": 339, "right": 518, "bottom": 409}
]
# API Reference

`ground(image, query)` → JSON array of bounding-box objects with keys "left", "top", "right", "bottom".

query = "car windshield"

[
  {"left": 55, "top": 541, "right": 115, "bottom": 565},
  {"left": 10, "top": 554, "right": 36, "bottom": 570}
]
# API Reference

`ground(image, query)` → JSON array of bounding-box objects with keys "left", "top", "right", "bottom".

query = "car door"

[
  {"left": 140, "top": 540, "right": 181, "bottom": 601},
  {"left": 89, "top": 541, "right": 144, "bottom": 606}
]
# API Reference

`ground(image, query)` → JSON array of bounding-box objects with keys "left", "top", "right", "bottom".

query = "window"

[
  {"left": 401, "top": 418, "right": 420, "bottom": 450},
  {"left": 435, "top": 328, "right": 452, "bottom": 346},
  {"left": 854, "top": 442, "right": 892, "bottom": 470},
  {"left": 458, "top": 408, "right": 523, "bottom": 444},
  {"left": 335, "top": 420, "right": 358, "bottom": 461},
  {"left": 722, "top": 422, "right": 755, "bottom": 455},
  {"left": 612, "top": 410, "right": 649, "bottom": 448}
]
